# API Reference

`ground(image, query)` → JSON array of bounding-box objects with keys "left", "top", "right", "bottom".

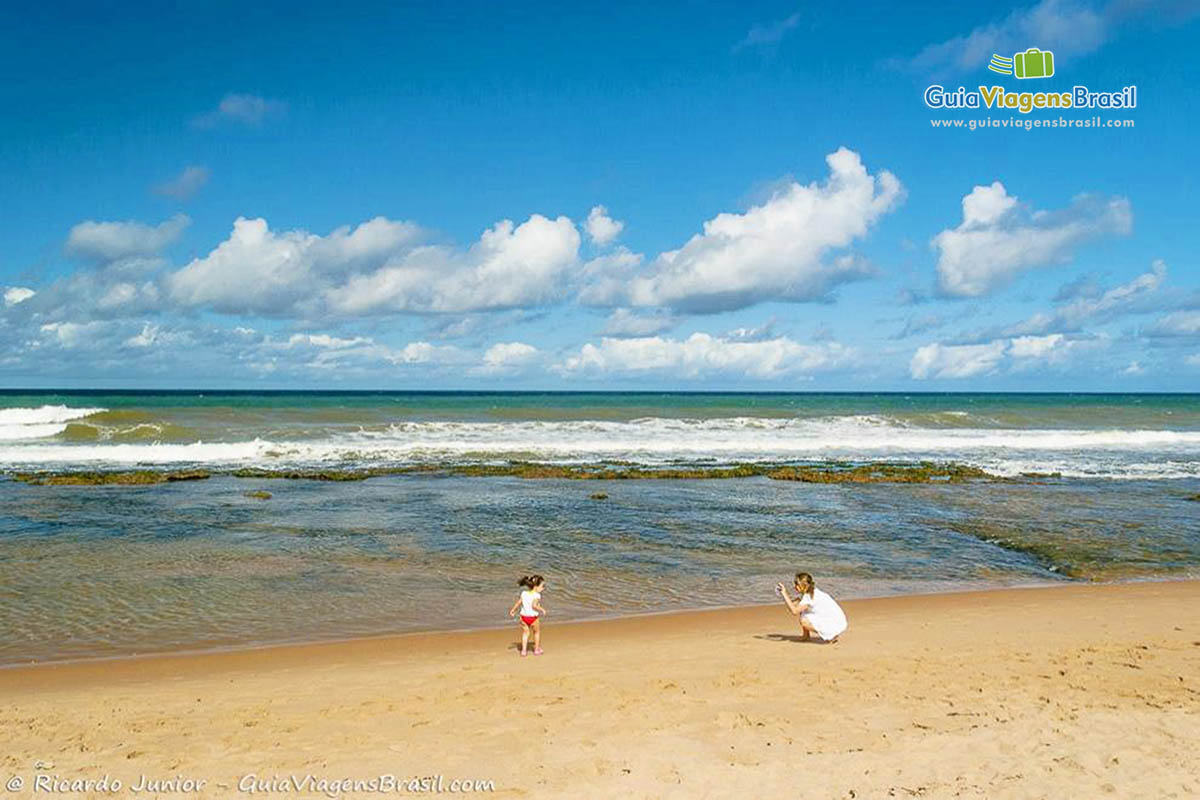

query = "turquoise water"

[{"left": 0, "top": 392, "right": 1197, "bottom": 664}]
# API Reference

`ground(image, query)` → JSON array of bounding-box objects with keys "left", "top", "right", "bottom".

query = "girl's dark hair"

[
  {"left": 794, "top": 572, "right": 815, "bottom": 595},
  {"left": 518, "top": 574, "right": 544, "bottom": 589}
]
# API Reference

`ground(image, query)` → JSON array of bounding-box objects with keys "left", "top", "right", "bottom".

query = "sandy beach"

[{"left": 2, "top": 581, "right": 1198, "bottom": 799}]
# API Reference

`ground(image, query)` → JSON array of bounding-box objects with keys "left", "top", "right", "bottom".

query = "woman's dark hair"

[
  {"left": 794, "top": 572, "right": 815, "bottom": 596},
  {"left": 518, "top": 574, "right": 545, "bottom": 589}
]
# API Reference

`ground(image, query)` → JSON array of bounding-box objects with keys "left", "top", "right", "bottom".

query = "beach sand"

[{"left": 2, "top": 581, "right": 1198, "bottom": 799}]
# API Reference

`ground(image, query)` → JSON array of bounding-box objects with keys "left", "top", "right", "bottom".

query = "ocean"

[{"left": 1, "top": 391, "right": 1197, "bottom": 665}]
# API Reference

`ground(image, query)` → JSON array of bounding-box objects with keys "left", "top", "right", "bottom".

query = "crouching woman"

[{"left": 777, "top": 572, "right": 847, "bottom": 644}]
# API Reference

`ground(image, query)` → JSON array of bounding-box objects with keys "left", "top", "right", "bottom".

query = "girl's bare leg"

[
  {"left": 797, "top": 616, "right": 817, "bottom": 642},
  {"left": 520, "top": 624, "right": 530, "bottom": 655},
  {"left": 533, "top": 620, "right": 542, "bottom": 653}
]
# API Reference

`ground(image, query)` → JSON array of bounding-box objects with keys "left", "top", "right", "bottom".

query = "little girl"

[
  {"left": 777, "top": 572, "right": 847, "bottom": 643},
  {"left": 508, "top": 574, "right": 547, "bottom": 656}
]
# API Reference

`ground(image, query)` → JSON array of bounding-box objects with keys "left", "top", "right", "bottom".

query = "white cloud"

[
  {"left": 560, "top": 332, "right": 852, "bottom": 379},
  {"left": 933, "top": 182, "right": 1131, "bottom": 297},
  {"left": 481, "top": 341, "right": 539, "bottom": 372},
  {"left": 1006, "top": 260, "right": 1167, "bottom": 335},
  {"left": 607, "top": 147, "right": 902, "bottom": 313},
  {"left": 1009, "top": 333, "right": 1065, "bottom": 360},
  {"left": 193, "top": 93, "right": 287, "bottom": 128},
  {"left": 166, "top": 216, "right": 421, "bottom": 316},
  {"left": 285, "top": 333, "right": 372, "bottom": 349},
  {"left": 734, "top": 11, "right": 802, "bottom": 52},
  {"left": 1121, "top": 360, "right": 1145, "bottom": 376},
  {"left": 910, "top": 341, "right": 1008, "bottom": 379},
  {"left": 66, "top": 214, "right": 190, "bottom": 262},
  {"left": 903, "top": 0, "right": 1200, "bottom": 77},
  {"left": 912, "top": 331, "right": 1101, "bottom": 379},
  {"left": 1147, "top": 310, "right": 1200, "bottom": 338},
  {"left": 724, "top": 319, "right": 778, "bottom": 342},
  {"left": 324, "top": 214, "right": 580, "bottom": 315},
  {"left": 37, "top": 321, "right": 110, "bottom": 349},
  {"left": 903, "top": 0, "right": 1107, "bottom": 76},
  {"left": 124, "top": 323, "right": 161, "bottom": 348},
  {"left": 1185, "top": 353, "right": 1200, "bottom": 367},
  {"left": 3, "top": 287, "right": 34, "bottom": 307},
  {"left": 577, "top": 248, "right": 645, "bottom": 307},
  {"left": 599, "top": 308, "right": 677, "bottom": 338},
  {"left": 267, "top": 332, "right": 464, "bottom": 371},
  {"left": 155, "top": 166, "right": 210, "bottom": 200},
  {"left": 585, "top": 205, "right": 624, "bottom": 247}
]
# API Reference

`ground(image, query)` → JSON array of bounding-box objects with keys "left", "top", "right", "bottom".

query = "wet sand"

[{"left": 2, "top": 581, "right": 1198, "bottom": 798}]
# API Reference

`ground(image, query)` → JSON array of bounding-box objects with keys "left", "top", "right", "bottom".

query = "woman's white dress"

[{"left": 800, "top": 588, "right": 848, "bottom": 640}]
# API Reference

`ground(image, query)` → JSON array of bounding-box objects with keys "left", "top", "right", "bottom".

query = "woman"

[{"left": 777, "top": 572, "right": 847, "bottom": 643}]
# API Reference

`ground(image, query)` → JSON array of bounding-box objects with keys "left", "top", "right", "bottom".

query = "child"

[
  {"left": 508, "top": 574, "right": 547, "bottom": 656},
  {"left": 776, "top": 572, "right": 847, "bottom": 643}
]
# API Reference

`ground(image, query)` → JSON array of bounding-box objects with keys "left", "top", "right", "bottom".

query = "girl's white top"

[
  {"left": 800, "top": 588, "right": 848, "bottom": 640},
  {"left": 520, "top": 590, "right": 541, "bottom": 617}
]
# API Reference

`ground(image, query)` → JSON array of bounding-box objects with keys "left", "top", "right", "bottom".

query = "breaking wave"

[{"left": 0, "top": 411, "right": 1197, "bottom": 478}]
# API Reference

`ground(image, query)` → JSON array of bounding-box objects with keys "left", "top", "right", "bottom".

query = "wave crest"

[{"left": 0, "top": 405, "right": 106, "bottom": 441}]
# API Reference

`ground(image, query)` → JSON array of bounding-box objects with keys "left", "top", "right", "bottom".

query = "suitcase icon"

[{"left": 1013, "top": 48, "right": 1054, "bottom": 79}]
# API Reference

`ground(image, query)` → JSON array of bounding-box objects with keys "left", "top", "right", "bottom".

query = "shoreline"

[
  {"left": 0, "top": 577, "right": 1095, "bottom": 672},
  {"left": 3, "top": 580, "right": 1197, "bottom": 797},
  {"left": 0, "top": 578, "right": 1193, "bottom": 678},
  {"left": 5, "top": 575, "right": 1200, "bottom": 673}
]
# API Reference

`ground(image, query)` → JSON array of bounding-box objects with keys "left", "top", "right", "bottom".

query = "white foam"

[
  {"left": 0, "top": 414, "right": 1197, "bottom": 478},
  {"left": 0, "top": 405, "right": 106, "bottom": 442}
]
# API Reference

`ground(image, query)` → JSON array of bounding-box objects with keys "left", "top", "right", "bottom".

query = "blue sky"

[{"left": 1, "top": 0, "right": 1198, "bottom": 389}]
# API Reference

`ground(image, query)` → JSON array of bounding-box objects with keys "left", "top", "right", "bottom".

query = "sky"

[{"left": 1, "top": 0, "right": 1198, "bottom": 390}]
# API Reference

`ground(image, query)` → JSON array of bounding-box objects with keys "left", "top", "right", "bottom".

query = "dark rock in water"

[
  {"left": 1188, "top": 494, "right": 1200, "bottom": 502},
  {"left": 767, "top": 462, "right": 993, "bottom": 484},
  {"left": 589, "top": 492, "right": 609, "bottom": 500},
  {"left": 11, "top": 470, "right": 211, "bottom": 486},
  {"left": 244, "top": 490, "right": 272, "bottom": 500}
]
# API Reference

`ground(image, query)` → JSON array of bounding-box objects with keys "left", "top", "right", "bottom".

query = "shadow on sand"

[{"left": 754, "top": 633, "right": 837, "bottom": 645}]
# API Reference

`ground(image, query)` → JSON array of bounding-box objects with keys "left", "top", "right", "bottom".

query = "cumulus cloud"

[
  {"left": 584, "top": 206, "right": 624, "bottom": 247},
  {"left": 933, "top": 181, "right": 1131, "bottom": 298},
  {"left": 66, "top": 215, "right": 190, "bottom": 262},
  {"left": 154, "top": 166, "right": 210, "bottom": 200},
  {"left": 599, "top": 148, "right": 902, "bottom": 313},
  {"left": 166, "top": 216, "right": 423, "bottom": 316},
  {"left": 896, "top": 0, "right": 1199, "bottom": 77},
  {"left": 323, "top": 214, "right": 580, "bottom": 315},
  {"left": 577, "top": 248, "right": 645, "bottom": 307},
  {"left": 36, "top": 320, "right": 112, "bottom": 350},
  {"left": 193, "top": 93, "right": 287, "bottom": 128},
  {"left": 480, "top": 341, "right": 539, "bottom": 373},
  {"left": 911, "top": 332, "right": 1095, "bottom": 378},
  {"left": 560, "top": 332, "right": 852, "bottom": 379},
  {"left": 910, "top": 341, "right": 1008, "bottom": 379}
]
